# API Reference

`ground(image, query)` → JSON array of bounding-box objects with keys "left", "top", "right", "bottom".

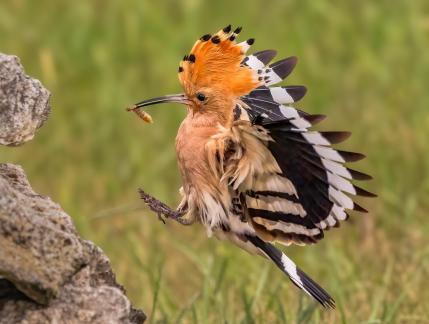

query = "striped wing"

[{"left": 233, "top": 50, "right": 375, "bottom": 246}]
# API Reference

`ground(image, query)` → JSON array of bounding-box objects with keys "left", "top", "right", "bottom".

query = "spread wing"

[{"left": 227, "top": 50, "right": 375, "bottom": 246}]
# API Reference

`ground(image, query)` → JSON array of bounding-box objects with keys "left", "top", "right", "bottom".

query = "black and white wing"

[{"left": 233, "top": 50, "right": 375, "bottom": 246}]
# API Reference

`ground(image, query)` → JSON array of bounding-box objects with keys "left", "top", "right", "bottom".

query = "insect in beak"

[{"left": 126, "top": 93, "right": 191, "bottom": 123}]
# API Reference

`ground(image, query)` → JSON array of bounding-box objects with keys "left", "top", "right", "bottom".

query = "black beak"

[{"left": 126, "top": 93, "right": 190, "bottom": 111}]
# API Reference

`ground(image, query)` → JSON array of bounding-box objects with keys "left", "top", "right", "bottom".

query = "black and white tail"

[{"left": 246, "top": 234, "right": 336, "bottom": 309}]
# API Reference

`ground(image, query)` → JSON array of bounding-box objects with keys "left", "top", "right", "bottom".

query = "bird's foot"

[{"left": 138, "top": 188, "right": 188, "bottom": 224}]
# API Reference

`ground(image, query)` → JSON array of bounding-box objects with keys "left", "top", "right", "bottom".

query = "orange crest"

[{"left": 178, "top": 25, "right": 258, "bottom": 98}]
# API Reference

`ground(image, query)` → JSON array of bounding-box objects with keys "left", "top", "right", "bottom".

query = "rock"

[
  {"left": 0, "top": 53, "right": 51, "bottom": 146},
  {"left": 0, "top": 164, "right": 146, "bottom": 323},
  {"left": 0, "top": 52, "right": 145, "bottom": 323},
  {"left": 0, "top": 164, "right": 89, "bottom": 304}
]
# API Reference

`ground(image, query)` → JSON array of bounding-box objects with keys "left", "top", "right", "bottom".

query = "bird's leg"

[
  {"left": 174, "top": 200, "right": 195, "bottom": 225},
  {"left": 138, "top": 189, "right": 192, "bottom": 225}
]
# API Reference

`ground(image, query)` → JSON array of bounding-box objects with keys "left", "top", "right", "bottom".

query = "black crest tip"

[
  {"left": 223, "top": 24, "right": 232, "bottom": 33},
  {"left": 200, "top": 34, "right": 211, "bottom": 41},
  {"left": 234, "top": 26, "right": 242, "bottom": 34},
  {"left": 183, "top": 55, "right": 188, "bottom": 61},
  {"left": 178, "top": 66, "right": 183, "bottom": 73},
  {"left": 247, "top": 38, "right": 255, "bottom": 45},
  {"left": 211, "top": 35, "right": 221, "bottom": 44},
  {"left": 188, "top": 54, "right": 196, "bottom": 63}
]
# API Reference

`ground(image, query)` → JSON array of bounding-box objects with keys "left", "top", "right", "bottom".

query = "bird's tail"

[{"left": 246, "top": 234, "right": 335, "bottom": 309}]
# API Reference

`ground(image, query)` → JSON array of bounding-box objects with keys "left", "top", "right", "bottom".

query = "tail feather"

[{"left": 246, "top": 234, "right": 335, "bottom": 309}]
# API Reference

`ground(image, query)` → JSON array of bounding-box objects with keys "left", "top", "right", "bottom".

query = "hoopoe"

[{"left": 128, "top": 25, "right": 375, "bottom": 308}]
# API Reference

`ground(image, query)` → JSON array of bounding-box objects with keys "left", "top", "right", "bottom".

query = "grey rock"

[
  {"left": 0, "top": 165, "right": 146, "bottom": 323},
  {"left": 0, "top": 53, "right": 51, "bottom": 146},
  {"left": 0, "top": 53, "right": 145, "bottom": 323},
  {"left": 0, "top": 163, "right": 89, "bottom": 304}
]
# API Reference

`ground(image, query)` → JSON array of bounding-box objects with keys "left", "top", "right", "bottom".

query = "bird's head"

[{"left": 128, "top": 25, "right": 261, "bottom": 123}]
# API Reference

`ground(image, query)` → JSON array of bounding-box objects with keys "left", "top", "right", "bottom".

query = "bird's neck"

[{"left": 186, "top": 108, "right": 233, "bottom": 128}]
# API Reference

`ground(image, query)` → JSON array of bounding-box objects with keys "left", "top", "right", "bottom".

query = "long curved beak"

[{"left": 126, "top": 93, "right": 190, "bottom": 111}]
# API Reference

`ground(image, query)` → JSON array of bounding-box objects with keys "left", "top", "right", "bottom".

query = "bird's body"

[
  {"left": 176, "top": 110, "right": 280, "bottom": 238},
  {"left": 129, "top": 25, "right": 375, "bottom": 309}
]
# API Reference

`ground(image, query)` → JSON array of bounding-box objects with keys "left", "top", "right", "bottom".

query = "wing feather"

[{"left": 228, "top": 50, "right": 375, "bottom": 246}]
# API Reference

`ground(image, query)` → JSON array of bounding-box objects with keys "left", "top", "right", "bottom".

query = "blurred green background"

[{"left": 1, "top": 0, "right": 428, "bottom": 322}]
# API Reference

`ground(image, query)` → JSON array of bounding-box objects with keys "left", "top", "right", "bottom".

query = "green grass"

[{"left": 1, "top": 0, "right": 429, "bottom": 322}]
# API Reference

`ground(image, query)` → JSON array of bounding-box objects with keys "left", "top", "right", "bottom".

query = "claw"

[{"left": 157, "top": 212, "right": 166, "bottom": 224}]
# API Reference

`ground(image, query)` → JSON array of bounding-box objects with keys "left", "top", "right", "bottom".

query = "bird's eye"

[{"left": 196, "top": 92, "right": 206, "bottom": 102}]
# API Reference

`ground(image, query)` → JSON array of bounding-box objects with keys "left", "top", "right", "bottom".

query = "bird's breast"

[
  {"left": 175, "top": 119, "right": 220, "bottom": 188},
  {"left": 175, "top": 115, "right": 234, "bottom": 230}
]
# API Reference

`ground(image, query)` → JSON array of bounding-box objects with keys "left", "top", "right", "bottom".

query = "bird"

[{"left": 127, "top": 25, "right": 375, "bottom": 309}]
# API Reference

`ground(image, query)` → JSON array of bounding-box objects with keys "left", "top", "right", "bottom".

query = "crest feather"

[{"left": 179, "top": 26, "right": 259, "bottom": 97}]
